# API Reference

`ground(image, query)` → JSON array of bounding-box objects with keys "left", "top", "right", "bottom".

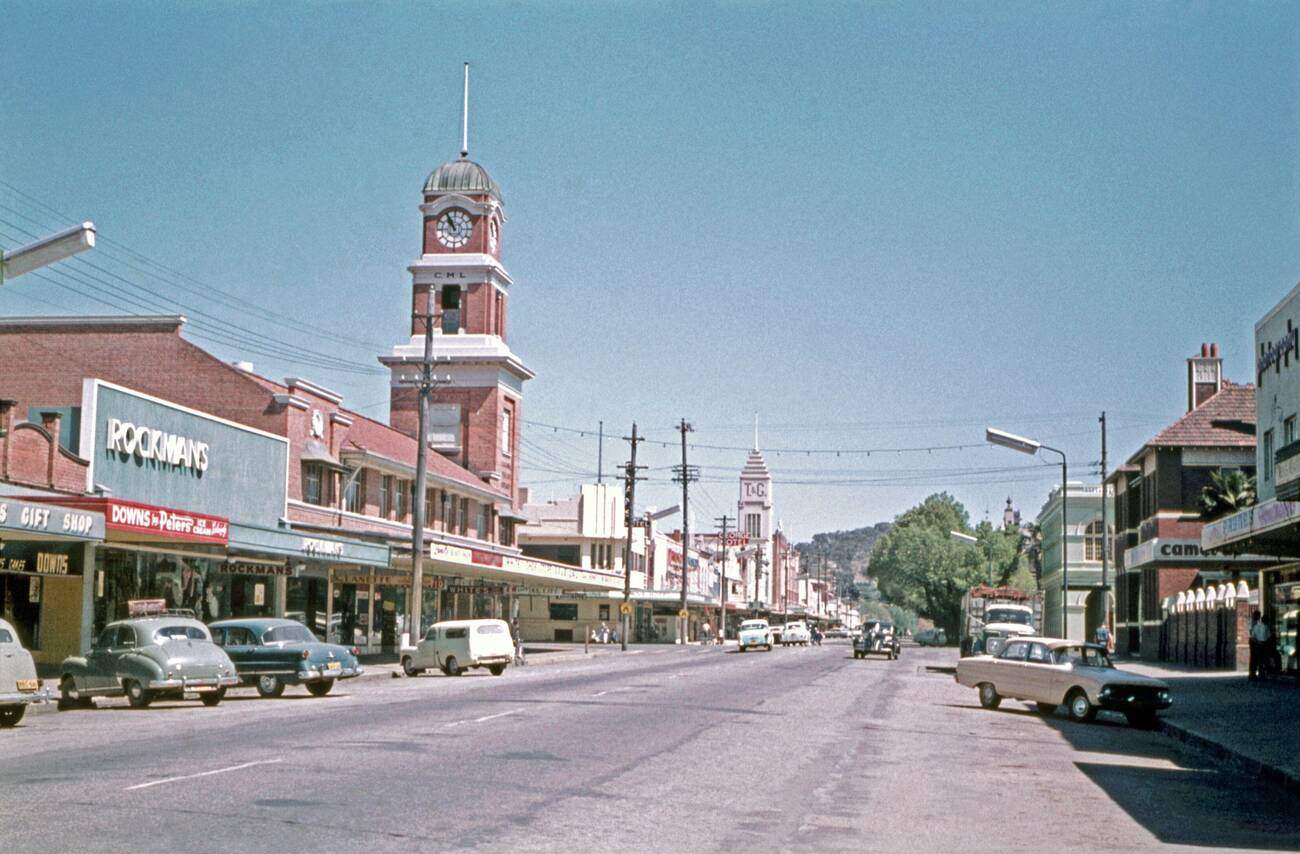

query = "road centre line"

[
  {"left": 444, "top": 708, "right": 525, "bottom": 727},
  {"left": 124, "top": 759, "right": 283, "bottom": 792}
]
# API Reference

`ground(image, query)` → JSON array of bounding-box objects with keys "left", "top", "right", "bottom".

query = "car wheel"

[
  {"left": 1066, "top": 689, "right": 1096, "bottom": 723},
  {"left": 305, "top": 681, "right": 333, "bottom": 697},
  {"left": 256, "top": 675, "right": 285, "bottom": 698},
  {"left": 765, "top": 644, "right": 772, "bottom": 652},
  {"left": 1126, "top": 710, "right": 1159, "bottom": 729},
  {"left": 443, "top": 656, "right": 462, "bottom": 677},
  {"left": 401, "top": 656, "right": 424, "bottom": 677},
  {"left": 200, "top": 687, "right": 226, "bottom": 707},
  {"left": 978, "top": 682, "right": 1001, "bottom": 710},
  {"left": 124, "top": 680, "right": 153, "bottom": 709},
  {"left": 57, "top": 676, "right": 86, "bottom": 711},
  {"left": 0, "top": 706, "right": 25, "bottom": 727},
  {"left": 1035, "top": 702, "right": 1059, "bottom": 716},
  {"left": 488, "top": 664, "right": 506, "bottom": 676},
  {"left": 738, "top": 646, "right": 746, "bottom": 653}
]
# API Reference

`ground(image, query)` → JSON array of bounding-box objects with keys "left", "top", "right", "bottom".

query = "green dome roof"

[{"left": 422, "top": 158, "right": 501, "bottom": 201}]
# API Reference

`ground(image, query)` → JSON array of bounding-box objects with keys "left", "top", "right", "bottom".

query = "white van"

[{"left": 402, "top": 619, "right": 514, "bottom": 677}]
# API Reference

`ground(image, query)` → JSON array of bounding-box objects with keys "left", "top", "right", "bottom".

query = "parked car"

[
  {"left": 58, "top": 616, "right": 238, "bottom": 709},
  {"left": 737, "top": 619, "right": 774, "bottom": 652},
  {"left": 854, "top": 621, "right": 901, "bottom": 660},
  {"left": 915, "top": 627, "right": 948, "bottom": 647},
  {"left": 402, "top": 619, "right": 514, "bottom": 677},
  {"left": 0, "top": 618, "right": 49, "bottom": 727},
  {"left": 955, "top": 638, "right": 1172, "bottom": 728},
  {"left": 824, "top": 627, "right": 849, "bottom": 639},
  {"left": 210, "top": 618, "right": 363, "bottom": 697},
  {"left": 782, "top": 621, "right": 811, "bottom": 646},
  {"left": 769, "top": 624, "right": 784, "bottom": 645}
]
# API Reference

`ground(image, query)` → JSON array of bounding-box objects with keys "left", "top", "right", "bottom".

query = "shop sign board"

[
  {"left": 226, "top": 561, "right": 293, "bottom": 576},
  {"left": 0, "top": 541, "right": 85, "bottom": 576},
  {"left": 1202, "top": 501, "right": 1300, "bottom": 550},
  {"left": 107, "top": 498, "right": 229, "bottom": 544},
  {"left": 0, "top": 497, "right": 103, "bottom": 540},
  {"left": 429, "top": 541, "right": 621, "bottom": 589},
  {"left": 81, "top": 379, "right": 289, "bottom": 527}
]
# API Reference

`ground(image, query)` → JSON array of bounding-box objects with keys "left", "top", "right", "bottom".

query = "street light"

[
  {"left": 986, "top": 426, "right": 1069, "bottom": 639},
  {"left": 0, "top": 222, "right": 96, "bottom": 283}
]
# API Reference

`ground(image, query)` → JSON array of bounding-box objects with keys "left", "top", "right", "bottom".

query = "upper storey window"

[{"left": 441, "top": 285, "right": 461, "bottom": 335}]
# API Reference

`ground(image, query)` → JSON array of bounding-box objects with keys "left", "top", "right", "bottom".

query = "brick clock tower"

[{"left": 381, "top": 144, "right": 533, "bottom": 508}]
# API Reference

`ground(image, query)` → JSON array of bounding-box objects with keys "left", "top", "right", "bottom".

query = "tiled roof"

[
  {"left": 1147, "top": 382, "right": 1256, "bottom": 448},
  {"left": 344, "top": 414, "right": 510, "bottom": 501}
]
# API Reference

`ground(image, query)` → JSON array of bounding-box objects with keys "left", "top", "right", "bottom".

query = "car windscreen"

[
  {"left": 740, "top": 622, "right": 766, "bottom": 630},
  {"left": 263, "top": 625, "right": 316, "bottom": 644},
  {"left": 154, "top": 625, "right": 208, "bottom": 642},
  {"left": 1053, "top": 646, "right": 1113, "bottom": 668},
  {"left": 476, "top": 624, "right": 506, "bottom": 635},
  {"left": 986, "top": 608, "right": 1033, "bottom": 626},
  {"left": 0, "top": 628, "right": 12, "bottom": 644}
]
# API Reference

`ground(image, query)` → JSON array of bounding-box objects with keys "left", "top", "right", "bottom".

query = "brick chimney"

[
  {"left": 40, "top": 411, "right": 63, "bottom": 486},
  {"left": 1187, "top": 342, "right": 1223, "bottom": 411}
]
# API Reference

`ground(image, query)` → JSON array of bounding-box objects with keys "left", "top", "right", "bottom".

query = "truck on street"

[{"left": 959, "top": 586, "right": 1041, "bottom": 657}]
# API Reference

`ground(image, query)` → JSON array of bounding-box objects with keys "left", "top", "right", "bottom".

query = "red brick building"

[{"left": 1108, "top": 344, "right": 1273, "bottom": 659}]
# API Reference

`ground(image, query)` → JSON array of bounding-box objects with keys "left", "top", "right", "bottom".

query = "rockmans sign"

[{"left": 106, "top": 417, "right": 210, "bottom": 473}]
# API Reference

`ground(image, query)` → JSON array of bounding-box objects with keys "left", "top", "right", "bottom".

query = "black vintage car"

[
  {"left": 210, "top": 618, "right": 362, "bottom": 697},
  {"left": 853, "top": 621, "right": 901, "bottom": 660}
]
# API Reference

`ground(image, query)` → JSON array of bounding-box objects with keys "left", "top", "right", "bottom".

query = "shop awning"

[
  {"left": 228, "top": 522, "right": 390, "bottom": 568},
  {"left": 1, "top": 495, "right": 104, "bottom": 543},
  {"left": 1202, "top": 500, "right": 1300, "bottom": 558},
  {"left": 425, "top": 540, "right": 622, "bottom": 592}
]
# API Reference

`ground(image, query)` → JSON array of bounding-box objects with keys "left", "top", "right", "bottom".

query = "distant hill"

[{"left": 794, "top": 523, "right": 893, "bottom": 581}]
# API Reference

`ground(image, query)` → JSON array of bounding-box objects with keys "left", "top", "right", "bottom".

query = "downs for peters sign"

[{"left": 82, "top": 380, "right": 289, "bottom": 527}]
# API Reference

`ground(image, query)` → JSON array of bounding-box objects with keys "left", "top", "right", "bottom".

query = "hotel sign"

[
  {"left": 1202, "top": 500, "right": 1300, "bottom": 550},
  {"left": 1257, "top": 321, "right": 1298, "bottom": 378}
]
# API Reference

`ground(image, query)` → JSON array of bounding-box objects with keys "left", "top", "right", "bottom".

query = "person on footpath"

[
  {"left": 1249, "top": 610, "right": 1271, "bottom": 681},
  {"left": 1094, "top": 622, "right": 1112, "bottom": 653}
]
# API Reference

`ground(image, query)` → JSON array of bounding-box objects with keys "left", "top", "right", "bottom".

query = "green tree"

[
  {"left": 868, "top": 493, "right": 1012, "bottom": 637},
  {"left": 1200, "top": 468, "right": 1255, "bottom": 520}
]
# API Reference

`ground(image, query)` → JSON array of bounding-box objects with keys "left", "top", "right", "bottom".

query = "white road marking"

[
  {"left": 124, "top": 759, "right": 283, "bottom": 792},
  {"left": 444, "top": 708, "right": 524, "bottom": 728}
]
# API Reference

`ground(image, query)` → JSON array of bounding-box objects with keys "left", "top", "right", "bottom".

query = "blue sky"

[{"left": 1, "top": 2, "right": 1295, "bottom": 539}]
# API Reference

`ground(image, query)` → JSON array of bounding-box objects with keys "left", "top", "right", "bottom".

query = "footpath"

[{"left": 1118, "top": 659, "right": 1299, "bottom": 796}]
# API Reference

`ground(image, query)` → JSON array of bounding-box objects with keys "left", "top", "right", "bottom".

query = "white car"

[
  {"left": 956, "top": 637, "right": 1172, "bottom": 728},
  {"left": 0, "top": 618, "right": 49, "bottom": 727},
  {"left": 737, "top": 619, "right": 773, "bottom": 652},
  {"left": 781, "top": 621, "right": 811, "bottom": 646},
  {"left": 402, "top": 619, "right": 514, "bottom": 677}
]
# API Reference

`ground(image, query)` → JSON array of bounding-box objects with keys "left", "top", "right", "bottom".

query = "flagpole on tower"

[{"left": 461, "top": 62, "right": 470, "bottom": 157}]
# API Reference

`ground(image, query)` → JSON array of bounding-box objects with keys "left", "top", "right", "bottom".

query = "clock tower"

[
  {"left": 737, "top": 444, "right": 772, "bottom": 542},
  {"left": 381, "top": 82, "right": 533, "bottom": 508}
]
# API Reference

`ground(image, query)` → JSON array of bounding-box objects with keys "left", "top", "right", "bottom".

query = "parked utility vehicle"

[{"left": 402, "top": 619, "right": 514, "bottom": 677}]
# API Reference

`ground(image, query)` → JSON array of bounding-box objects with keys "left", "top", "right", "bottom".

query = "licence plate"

[
  {"left": 326, "top": 661, "right": 341, "bottom": 671},
  {"left": 15, "top": 679, "right": 38, "bottom": 693}
]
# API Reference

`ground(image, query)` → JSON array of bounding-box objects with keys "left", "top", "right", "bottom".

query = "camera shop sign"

[{"left": 1124, "top": 538, "right": 1239, "bottom": 569}]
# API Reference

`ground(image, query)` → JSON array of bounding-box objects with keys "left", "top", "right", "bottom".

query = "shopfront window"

[
  {"left": 287, "top": 576, "right": 329, "bottom": 640},
  {"left": 331, "top": 583, "right": 365, "bottom": 647},
  {"left": 93, "top": 550, "right": 278, "bottom": 633},
  {"left": 374, "top": 585, "right": 407, "bottom": 653}
]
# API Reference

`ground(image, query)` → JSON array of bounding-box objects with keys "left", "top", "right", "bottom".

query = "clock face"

[
  {"left": 436, "top": 209, "right": 474, "bottom": 248},
  {"left": 488, "top": 218, "right": 499, "bottom": 252}
]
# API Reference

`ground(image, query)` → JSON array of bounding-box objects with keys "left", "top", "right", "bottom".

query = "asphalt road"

[{"left": 1, "top": 642, "right": 1296, "bottom": 853}]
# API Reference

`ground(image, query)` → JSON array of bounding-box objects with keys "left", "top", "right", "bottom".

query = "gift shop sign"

[{"left": 107, "top": 499, "right": 229, "bottom": 544}]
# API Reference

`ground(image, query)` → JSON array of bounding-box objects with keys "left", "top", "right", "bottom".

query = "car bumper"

[
  {"left": 1097, "top": 695, "right": 1172, "bottom": 713},
  {"left": 471, "top": 657, "right": 511, "bottom": 667},
  {"left": 297, "top": 665, "right": 363, "bottom": 683},
  {"left": 0, "top": 687, "right": 51, "bottom": 705},
  {"left": 148, "top": 676, "right": 240, "bottom": 691}
]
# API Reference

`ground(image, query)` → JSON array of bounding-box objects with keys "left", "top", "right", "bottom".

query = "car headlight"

[
  {"left": 1098, "top": 686, "right": 1112, "bottom": 698},
  {"left": 1158, "top": 690, "right": 1170, "bottom": 701}
]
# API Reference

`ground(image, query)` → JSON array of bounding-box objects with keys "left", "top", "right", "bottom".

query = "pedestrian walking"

[
  {"left": 1094, "top": 622, "right": 1112, "bottom": 653},
  {"left": 1248, "top": 610, "right": 1271, "bottom": 680}
]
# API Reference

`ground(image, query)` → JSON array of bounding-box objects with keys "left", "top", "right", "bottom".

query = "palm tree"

[{"left": 1200, "top": 469, "right": 1256, "bottom": 520}]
